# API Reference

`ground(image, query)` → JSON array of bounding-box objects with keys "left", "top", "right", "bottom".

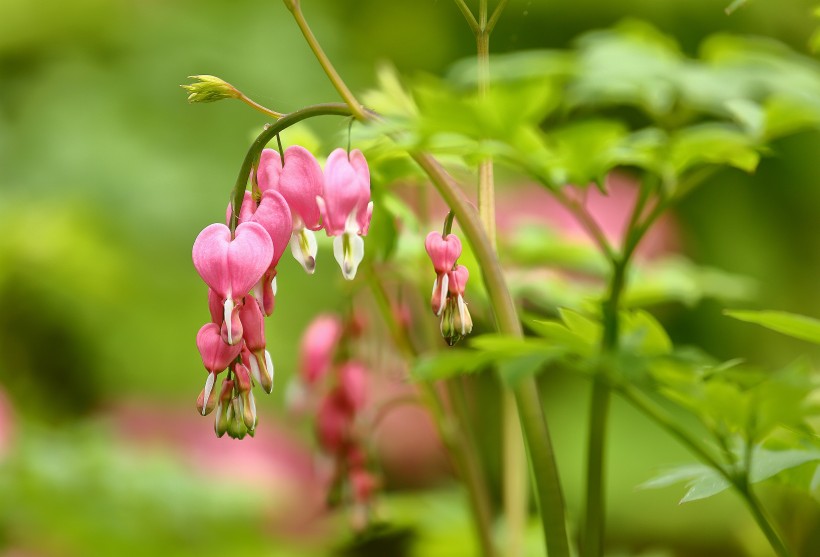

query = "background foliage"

[{"left": 1, "top": 0, "right": 819, "bottom": 555}]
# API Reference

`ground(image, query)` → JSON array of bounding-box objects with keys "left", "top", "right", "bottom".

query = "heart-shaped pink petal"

[
  {"left": 250, "top": 190, "right": 292, "bottom": 270},
  {"left": 196, "top": 323, "right": 242, "bottom": 373},
  {"left": 278, "top": 146, "right": 324, "bottom": 230},
  {"left": 425, "top": 231, "right": 462, "bottom": 274},
  {"left": 192, "top": 222, "right": 273, "bottom": 300},
  {"left": 322, "top": 148, "right": 369, "bottom": 235},
  {"left": 257, "top": 148, "right": 282, "bottom": 193},
  {"left": 225, "top": 191, "right": 256, "bottom": 226},
  {"left": 448, "top": 264, "right": 469, "bottom": 295}
]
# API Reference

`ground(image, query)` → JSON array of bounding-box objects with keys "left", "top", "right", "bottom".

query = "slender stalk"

[
  {"left": 486, "top": 0, "right": 509, "bottom": 33},
  {"left": 452, "top": 0, "right": 480, "bottom": 34},
  {"left": 413, "top": 153, "right": 570, "bottom": 557},
  {"left": 283, "top": 4, "right": 570, "bottom": 555},
  {"left": 237, "top": 92, "right": 284, "bottom": 119},
  {"left": 283, "top": 1, "right": 366, "bottom": 121},
  {"left": 475, "top": 3, "right": 527, "bottom": 554},
  {"left": 229, "top": 103, "right": 353, "bottom": 232},
  {"left": 446, "top": 379, "right": 499, "bottom": 557}
]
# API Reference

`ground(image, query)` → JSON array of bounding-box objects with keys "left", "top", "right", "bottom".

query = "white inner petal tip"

[
  {"left": 223, "top": 297, "right": 235, "bottom": 344},
  {"left": 271, "top": 276, "right": 278, "bottom": 296}
]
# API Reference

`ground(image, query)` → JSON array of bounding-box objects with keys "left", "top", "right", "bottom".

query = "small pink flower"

[
  {"left": 317, "top": 148, "right": 373, "bottom": 280},
  {"left": 299, "top": 314, "right": 343, "bottom": 385},
  {"left": 425, "top": 232, "right": 462, "bottom": 315},
  {"left": 257, "top": 146, "right": 324, "bottom": 274},
  {"left": 195, "top": 323, "right": 243, "bottom": 416},
  {"left": 249, "top": 190, "right": 292, "bottom": 310},
  {"left": 192, "top": 222, "right": 273, "bottom": 344},
  {"left": 239, "top": 297, "right": 274, "bottom": 393}
]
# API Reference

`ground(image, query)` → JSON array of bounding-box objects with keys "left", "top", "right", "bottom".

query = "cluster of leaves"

[
  {"left": 364, "top": 19, "right": 820, "bottom": 197},
  {"left": 362, "top": 19, "right": 820, "bottom": 512}
]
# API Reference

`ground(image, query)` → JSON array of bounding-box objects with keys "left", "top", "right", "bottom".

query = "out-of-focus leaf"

[
  {"left": 724, "top": 310, "right": 820, "bottom": 345},
  {"left": 620, "top": 310, "right": 672, "bottom": 357},
  {"left": 750, "top": 448, "right": 820, "bottom": 484},
  {"left": 569, "top": 20, "right": 683, "bottom": 117},
  {"left": 447, "top": 50, "right": 574, "bottom": 87},
  {"left": 411, "top": 349, "right": 494, "bottom": 381},
  {"left": 559, "top": 308, "right": 603, "bottom": 344},
  {"left": 639, "top": 463, "right": 730, "bottom": 503},
  {"left": 624, "top": 256, "right": 758, "bottom": 308},
  {"left": 668, "top": 123, "right": 760, "bottom": 176}
]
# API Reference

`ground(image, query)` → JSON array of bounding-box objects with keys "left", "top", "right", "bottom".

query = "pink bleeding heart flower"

[
  {"left": 192, "top": 221, "right": 272, "bottom": 344},
  {"left": 425, "top": 232, "right": 462, "bottom": 316},
  {"left": 248, "top": 190, "right": 292, "bottom": 314},
  {"left": 441, "top": 264, "right": 473, "bottom": 343},
  {"left": 195, "top": 323, "right": 243, "bottom": 416},
  {"left": 239, "top": 297, "right": 274, "bottom": 394},
  {"left": 225, "top": 191, "right": 256, "bottom": 226},
  {"left": 257, "top": 146, "right": 324, "bottom": 274},
  {"left": 299, "top": 314, "right": 343, "bottom": 385},
  {"left": 317, "top": 148, "right": 373, "bottom": 280}
]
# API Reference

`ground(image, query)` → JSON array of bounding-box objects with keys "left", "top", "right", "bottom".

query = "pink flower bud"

[
  {"left": 425, "top": 231, "right": 462, "bottom": 274},
  {"left": 250, "top": 190, "right": 293, "bottom": 271},
  {"left": 239, "top": 295, "right": 265, "bottom": 352},
  {"left": 349, "top": 467, "right": 378, "bottom": 503},
  {"left": 196, "top": 323, "right": 242, "bottom": 374},
  {"left": 299, "top": 314, "right": 343, "bottom": 385},
  {"left": 219, "top": 303, "right": 243, "bottom": 346},
  {"left": 225, "top": 191, "right": 255, "bottom": 226},
  {"left": 447, "top": 265, "right": 469, "bottom": 296}
]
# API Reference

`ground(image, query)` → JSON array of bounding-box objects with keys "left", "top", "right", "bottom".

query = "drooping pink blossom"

[
  {"left": 257, "top": 146, "right": 324, "bottom": 273},
  {"left": 317, "top": 148, "right": 373, "bottom": 280},
  {"left": 192, "top": 221, "right": 272, "bottom": 344},
  {"left": 299, "top": 314, "right": 343, "bottom": 385},
  {"left": 316, "top": 389, "right": 354, "bottom": 455},
  {"left": 425, "top": 231, "right": 462, "bottom": 316},
  {"left": 195, "top": 323, "right": 243, "bottom": 416},
  {"left": 240, "top": 297, "right": 274, "bottom": 393},
  {"left": 248, "top": 190, "right": 292, "bottom": 315}
]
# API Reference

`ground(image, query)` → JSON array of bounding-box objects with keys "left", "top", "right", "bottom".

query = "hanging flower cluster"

[
  {"left": 191, "top": 145, "right": 373, "bottom": 438},
  {"left": 425, "top": 229, "right": 473, "bottom": 345},
  {"left": 296, "top": 314, "right": 379, "bottom": 527}
]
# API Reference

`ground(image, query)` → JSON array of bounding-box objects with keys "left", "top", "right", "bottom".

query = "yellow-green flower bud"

[{"left": 181, "top": 75, "right": 241, "bottom": 103}]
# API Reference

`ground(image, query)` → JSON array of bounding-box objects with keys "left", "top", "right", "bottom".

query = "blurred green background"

[{"left": 1, "top": 0, "right": 819, "bottom": 555}]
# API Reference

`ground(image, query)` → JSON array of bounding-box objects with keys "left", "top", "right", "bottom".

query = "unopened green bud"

[
  {"left": 440, "top": 298, "right": 463, "bottom": 346},
  {"left": 181, "top": 75, "right": 241, "bottom": 103}
]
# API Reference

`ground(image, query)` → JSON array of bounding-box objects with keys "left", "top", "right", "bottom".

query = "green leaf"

[
  {"left": 411, "top": 350, "right": 494, "bottom": 381},
  {"left": 750, "top": 448, "right": 820, "bottom": 484},
  {"left": 620, "top": 310, "right": 672, "bottom": 357},
  {"left": 668, "top": 123, "right": 760, "bottom": 176},
  {"left": 724, "top": 310, "right": 820, "bottom": 344},
  {"left": 639, "top": 464, "right": 731, "bottom": 503}
]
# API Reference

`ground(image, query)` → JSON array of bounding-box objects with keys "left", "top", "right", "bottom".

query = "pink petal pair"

[
  {"left": 318, "top": 149, "right": 373, "bottom": 280},
  {"left": 192, "top": 222, "right": 273, "bottom": 344},
  {"left": 257, "top": 146, "right": 324, "bottom": 274},
  {"left": 425, "top": 231, "right": 462, "bottom": 315}
]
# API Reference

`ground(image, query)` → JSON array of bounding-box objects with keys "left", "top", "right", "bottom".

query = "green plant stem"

[
  {"left": 283, "top": 1, "right": 366, "bottom": 121},
  {"left": 237, "top": 92, "right": 284, "bottom": 119},
  {"left": 452, "top": 0, "right": 479, "bottom": 33},
  {"left": 366, "top": 267, "right": 497, "bottom": 557},
  {"left": 229, "top": 103, "right": 353, "bottom": 232},
  {"left": 284, "top": 5, "right": 569, "bottom": 555},
  {"left": 413, "top": 154, "right": 570, "bottom": 557}
]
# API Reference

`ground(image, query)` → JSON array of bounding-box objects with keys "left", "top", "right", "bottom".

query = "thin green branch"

[
  {"left": 284, "top": 1, "right": 366, "bottom": 120},
  {"left": 453, "top": 0, "right": 480, "bottom": 34},
  {"left": 237, "top": 92, "right": 284, "bottom": 119},
  {"left": 486, "top": 0, "right": 509, "bottom": 33},
  {"left": 229, "top": 103, "right": 353, "bottom": 232}
]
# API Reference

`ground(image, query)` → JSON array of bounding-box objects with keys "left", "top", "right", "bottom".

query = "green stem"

[
  {"left": 581, "top": 257, "right": 626, "bottom": 557},
  {"left": 283, "top": 1, "right": 366, "bottom": 121},
  {"left": 452, "top": 0, "right": 480, "bottom": 33},
  {"left": 229, "top": 103, "right": 353, "bottom": 232},
  {"left": 237, "top": 92, "right": 284, "bottom": 120},
  {"left": 413, "top": 154, "right": 570, "bottom": 557}
]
